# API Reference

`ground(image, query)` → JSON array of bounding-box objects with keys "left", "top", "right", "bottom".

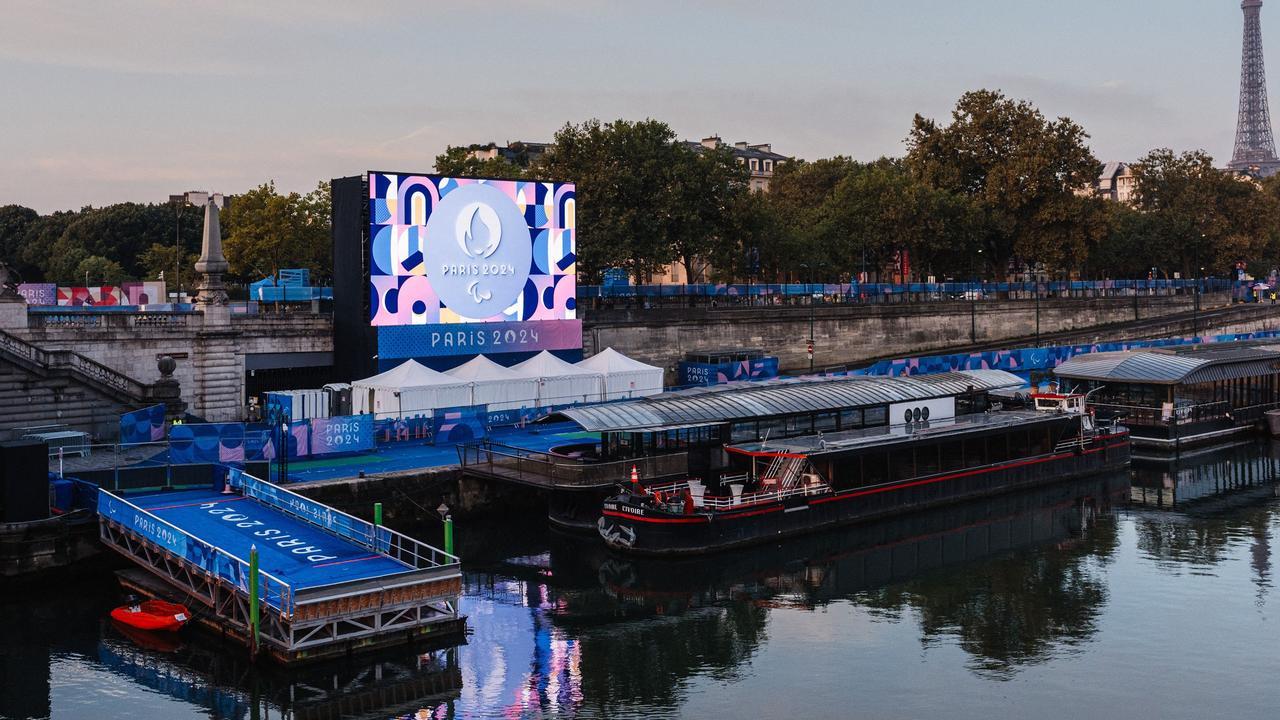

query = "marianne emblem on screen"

[{"left": 424, "top": 183, "right": 532, "bottom": 319}]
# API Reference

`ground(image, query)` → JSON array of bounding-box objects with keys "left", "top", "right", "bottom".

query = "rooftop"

[
  {"left": 553, "top": 370, "right": 1022, "bottom": 433},
  {"left": 1054, "top": 342, "right": 1280, "bottom": 385},
  {"left": 729, "top": 409, "right": 1058, "bottom": 456}
]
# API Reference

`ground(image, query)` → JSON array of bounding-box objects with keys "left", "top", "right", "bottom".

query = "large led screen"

[{"left": 368, "top": 172, "right": 580, "bottom": 358}]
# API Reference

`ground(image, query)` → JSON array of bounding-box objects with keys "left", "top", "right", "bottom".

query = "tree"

[
  {"left": 222, "top": 181, "right": 331, "bottom": 280},
  {"left": 140, "top": 243, "right": 200, "bottom": 286},
  {"left": 74, "top": 255, "right": 127, "bottom": 287},
  {"left": 666, "top": 143, "right": 751, "bottom": 283},
  {"left": 432, "top": 145, "right": 527, "bottom": 179},
  {"left": 1131, "top": 149, "right": 1278, "bottom": 278},
  {"left": 906, "top": 89, "right": 1102, "bottom": 276},
  {"left": 540, "top": 118, "right": 687, "bottom": 282},
  {"left": 760, "top": 157, "right": 861, "bottom": 279},
  {"left": 0, "top": 205, "right": 39, "bottom": 277}
]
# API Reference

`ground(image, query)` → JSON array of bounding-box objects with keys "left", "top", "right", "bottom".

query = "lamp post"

[
  {"left": 169, "top": 194, "right": 185, "bottom": 302},
  {"left": 437, "top": 503, "right": 454, "bottom": 557},
  {"left": 800, "top": 263, "right": 814, "bottom": 373}
]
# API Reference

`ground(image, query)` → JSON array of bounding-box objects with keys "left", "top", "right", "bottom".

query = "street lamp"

[
  {"left": 800, "top": 262, "right": 814, "bottom": 373},
  {"left": 169, "top": 194, "right": 185, "bottom": 302}
]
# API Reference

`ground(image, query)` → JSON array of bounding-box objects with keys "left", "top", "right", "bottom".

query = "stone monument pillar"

[
  {"left": 192, "top": 192, "right": 230, "bottom": 318},
  {"left": 188, "top": 192, "right": 243, "bottom": 421}
]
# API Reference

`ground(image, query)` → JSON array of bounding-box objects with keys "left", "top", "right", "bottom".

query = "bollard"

[
  {"left": 249, "top": 544, "right": 260, "bottom": 655},
  {"left": 444, "top": 514, "right": 454, "bottom": 557},
  {"left": 373, "top": 502, "right": 383, "bottom": 527}
]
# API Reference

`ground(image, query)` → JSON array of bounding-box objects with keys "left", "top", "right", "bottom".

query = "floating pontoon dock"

[{"left": 97, "top": 466, "right": 463, "bottom": 663}]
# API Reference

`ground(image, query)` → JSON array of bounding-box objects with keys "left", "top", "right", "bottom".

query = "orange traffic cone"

[{"left": 630, "top": 465, "right": 640, "bottom": 491}]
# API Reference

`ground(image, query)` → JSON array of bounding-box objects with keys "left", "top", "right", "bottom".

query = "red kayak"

[{"left": 109, "top": 600, "right": 191, "bottom": 633}]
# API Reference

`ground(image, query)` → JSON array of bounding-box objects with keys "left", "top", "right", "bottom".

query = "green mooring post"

[
  {"left": 249, "top": 544, "right": 260, "bottom": 655},
  {"left": 373, "top": 502, "right": 383, "bottom": 527},
  {"left": 444, "top": 514, "right": 454, "bottom": 557}
]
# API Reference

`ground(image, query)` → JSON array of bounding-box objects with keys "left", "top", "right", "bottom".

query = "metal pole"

[
  {"left": 444, "top": 514, "right": 454, "bottom": 556},
  {"left": 175, "top": 202, "right": 181, "bottom": 301},
  {"left": 373, "top": 502, "right": 383, "bottom": 527},
  {"left": 249, "top": 544, "right": 260, "bottom": 655}
]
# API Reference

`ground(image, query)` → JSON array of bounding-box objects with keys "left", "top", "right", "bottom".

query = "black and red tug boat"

[{"left": 598, "top": 393, "right": 1130, "bottom": 555}]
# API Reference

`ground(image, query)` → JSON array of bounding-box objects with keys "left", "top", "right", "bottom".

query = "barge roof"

[
  {"left": 729, "top": 410, "right": 1065, "bottom": 456},
  {"left": 552, "top": 370, "right": 1023, "bottom": 433},
  {"left": 1054, "top": 343, "right": 1280, "bottom": 385}
]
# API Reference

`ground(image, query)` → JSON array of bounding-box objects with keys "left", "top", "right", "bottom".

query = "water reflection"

[{"left": 9, "top": 443, "right": 1280, "bottom": 719}]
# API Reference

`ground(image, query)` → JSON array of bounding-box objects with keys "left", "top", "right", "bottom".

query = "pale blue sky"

[{"left": 0, "top": 0, "right": 1259, "bottom": 212}]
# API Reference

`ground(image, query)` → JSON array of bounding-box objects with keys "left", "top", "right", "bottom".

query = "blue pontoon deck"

[{"left": 97, "top": 467, "right": 462, "bottom": 663}]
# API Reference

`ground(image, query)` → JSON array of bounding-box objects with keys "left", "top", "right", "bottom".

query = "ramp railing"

[
  {"left": 97, "top": 488, "right": 295, "bottom": 614},
  {"left": 227, "top": 467, "right": 460, "bottom": 569}
]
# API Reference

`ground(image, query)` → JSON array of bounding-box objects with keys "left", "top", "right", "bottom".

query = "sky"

[{"left": 0, "top": 0, "right": 1261, "bottom": 213}]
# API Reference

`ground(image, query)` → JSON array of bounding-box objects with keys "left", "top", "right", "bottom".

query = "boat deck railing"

[
  {"left": 637, "top": 478, "right": 832, "bottom": 512},
  {"left": 228, "top": 467, "right": 459, "bottom": 570}
]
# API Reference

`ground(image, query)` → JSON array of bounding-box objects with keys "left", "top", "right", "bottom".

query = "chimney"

[
  {"left": 701, "top": 136, "right": 721, "bottom": 149},
  {"left": 749, "top": 143, "right": 772, "bottom": 153},
  {"left": 734, "top": 141, "right": 749, "bottom": 150}
]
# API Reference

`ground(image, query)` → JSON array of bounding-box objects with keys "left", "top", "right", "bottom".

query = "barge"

[
  {"left": 1054, "top": 343, "right": 1280, "bottom": 450},
  {"left": 597, "top": 394, "right": 1129, "bottom": 555}
]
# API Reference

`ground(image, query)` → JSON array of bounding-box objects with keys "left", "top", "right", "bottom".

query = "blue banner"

[
  {"left": 119, "top": 404, "right": 166, "bottom": 444},
  {"left": 679, "top": 357, "right": 779, "bottom": 386},
  {"left": 433, "top": 405, "right": 488, "bottom": 446},
  {"left": 98, "top": 492, "right": 189, "bottom": 559},
  {"left": 309, "top": 414, "right": 374, "bottom": 455}
]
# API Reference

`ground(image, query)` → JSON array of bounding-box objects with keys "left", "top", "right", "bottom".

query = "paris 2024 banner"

[{"left": 367, "top": 173, "right": 580, "bottom": 359}]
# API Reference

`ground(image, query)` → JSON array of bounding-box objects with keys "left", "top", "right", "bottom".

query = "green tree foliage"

[
  {"left": 433, "top": 145, "right": 527, "bottom": 179},
  {"left": 73, "top": 255, "right": 127, "bottom": 287},
  {"left": 542, "top": 118, "right": 740, "bottom": 282},
  {"left": 1130, "top": 149, "right": 1280, "bottom": 277},
  {"left": 0, "top": 205, "right": 39, "bottom": 278},
  {"left": 906, "top": 89, "right": 1104, "bottom": 275},
  {"left": 140, "top": 243, "right": 200, "bottom": 287},
  {"left": 222, "top": 181, "right": 331, "bottom": 281}
]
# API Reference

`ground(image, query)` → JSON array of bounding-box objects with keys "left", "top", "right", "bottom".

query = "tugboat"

[{"left": 597, "top": 391, "right": 1130, "bottom": 555}]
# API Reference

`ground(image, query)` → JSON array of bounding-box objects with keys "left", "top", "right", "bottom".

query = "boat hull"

[{"left": 598, "top": 433, "right": 1130, "bottom": 556}]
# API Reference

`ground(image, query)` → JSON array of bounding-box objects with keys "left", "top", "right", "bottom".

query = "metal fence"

[{"left": 579, "top": 278, "right": 1237, "bottom": 308}]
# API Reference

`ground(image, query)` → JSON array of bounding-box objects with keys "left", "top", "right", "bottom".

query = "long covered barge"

[{"left": 597, "top": 393, "right": 1130, "bottom": 555}]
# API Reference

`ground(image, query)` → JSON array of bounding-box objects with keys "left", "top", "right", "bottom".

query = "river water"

[{"left": 4, "top": 440, "right": 1280, "bottom": 720}]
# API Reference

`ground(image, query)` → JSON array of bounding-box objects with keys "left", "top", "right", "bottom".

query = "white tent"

[
  {"left": 510, "top": 351, "right": 605, "bottom": 407},
  {"left": 351, "top": 359, "right": 472, "bottom": 419},
  {"left": 445, "top": 355, "right": 539, "bottom": 412},
  {"left": 576, "top": 348, "right": 665, "bottom": 401}
]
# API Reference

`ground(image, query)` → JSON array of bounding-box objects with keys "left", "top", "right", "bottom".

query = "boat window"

[
  {"left": 989, "top": 433, "right": 1010, "bottom": 463},
  {"left": 863, "top": 451, "right": 889, "bottom": 485},
  {"left": 759, "top": 417, "right": 786, "bottom": 440},
  {"left": 731, "top": 421, "right": 757, "bottom": 443},
  {"left": 940, "top": 440, "right": 964, "bottom": 471},
  {"left": 840, "top": 408, "right": 863, "bottom": 429},
  {"left": 834, "top": 458, "right": 861, "bottom": 486},
  {"left": 814, "top": 412, "right": 839, "bottom": 432},
  {"left": 964, "top": 438, "right": 987, "bottom": 467},
  {"left": 786, "top": 415, "right": 811, "bottom": 435},
  {"left": 1035, "top": 427, "right": 1053, "bottom": 454},
  {"left": 916, "top": 442, "right": 940, "bottom": 475},
  {"left": 865, "top": 406, "right": 888, "bottom": 427},
  {"left": 1010, "top": 430, "right": 1030, "bottom": 457},
  {"left": 890, "top": 451, "right": 915, "bottom": 481}
]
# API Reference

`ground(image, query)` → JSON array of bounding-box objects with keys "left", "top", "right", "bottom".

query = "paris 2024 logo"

[{"left": 424, "top": 183, "right": 532, "bottom": 320}]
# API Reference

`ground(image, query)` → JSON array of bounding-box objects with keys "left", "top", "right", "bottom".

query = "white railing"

[
  {"left": 228, "top": 467, "right": 459, "bottom": 569},
  {"left": 638, "top": 478, "right": 831, "bottom": 511}
]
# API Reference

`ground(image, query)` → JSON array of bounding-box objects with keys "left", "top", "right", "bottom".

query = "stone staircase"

[{"left": 0, "top": 328, "right": 183, "bottom": 441}]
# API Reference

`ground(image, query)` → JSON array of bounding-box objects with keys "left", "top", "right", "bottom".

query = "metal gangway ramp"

[{"left": 96, "top": 466, "right": 462, "bottom": 663}]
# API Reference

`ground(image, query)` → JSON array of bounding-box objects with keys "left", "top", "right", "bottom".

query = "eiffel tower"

[{"left": 1230, "top": 0, "right": 1280, "bottom": 176}]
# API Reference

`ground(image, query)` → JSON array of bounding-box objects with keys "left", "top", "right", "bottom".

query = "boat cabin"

[
  {"left": 549, "top": 370, "right": 1024, "bottom": 480},
  {"left": 1054, "top": 343, "right": 1280, "bottom": 449}
]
